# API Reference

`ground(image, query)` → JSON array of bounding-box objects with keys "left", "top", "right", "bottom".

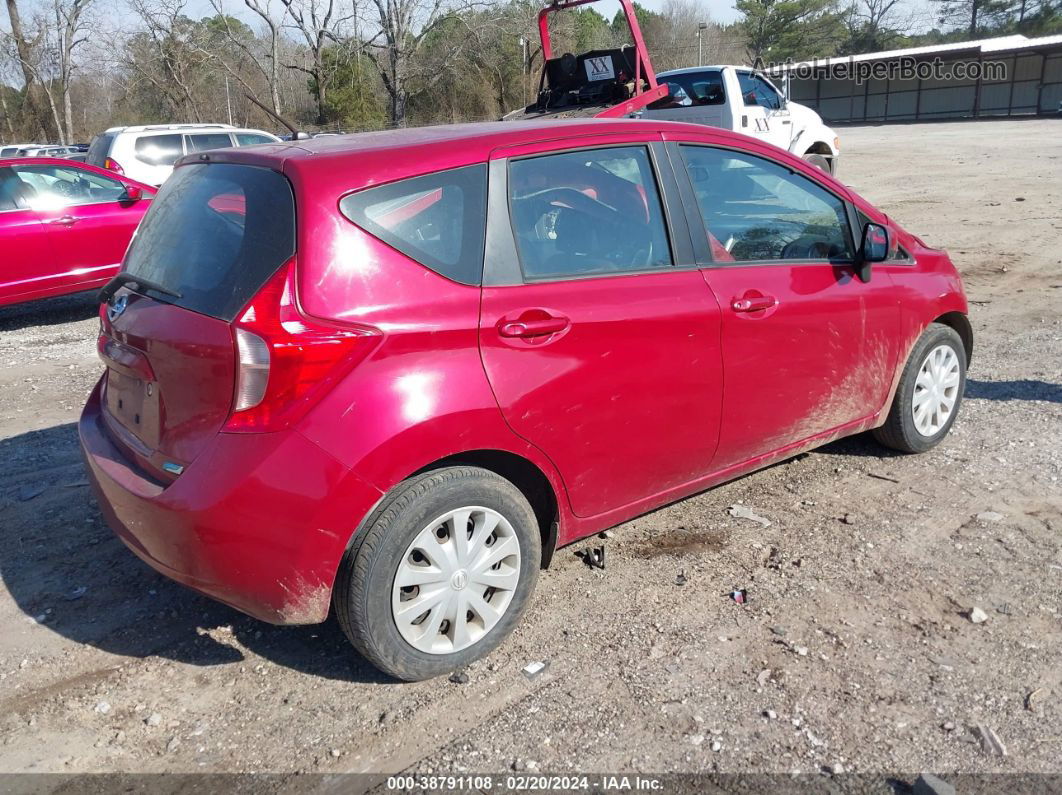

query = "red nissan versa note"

[{"left": 80, "top": 119, "right": 972, "bottom": 680}]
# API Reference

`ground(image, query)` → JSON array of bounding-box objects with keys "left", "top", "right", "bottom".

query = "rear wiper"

[{"left": 99, "top": 272, "right": 182, "bottom": 303}]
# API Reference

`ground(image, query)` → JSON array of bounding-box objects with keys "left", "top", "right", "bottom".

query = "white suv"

[{"left": 87, "top": 124, "right": 281, "bottom": 185}]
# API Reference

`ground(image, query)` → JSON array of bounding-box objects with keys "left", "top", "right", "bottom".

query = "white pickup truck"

[{"left": 642, "top": 66, "right": 841, "bottom": 174}]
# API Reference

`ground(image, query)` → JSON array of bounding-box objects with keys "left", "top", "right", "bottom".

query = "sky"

[
  {"left": 177, "top": 0, "right": 747, "bottom": 26},
  {"left": 177, "top": 0, "right": 940, "bottom": 36},
  {"left": 3, "top": 0, "right": 943, "bottom": 55}
]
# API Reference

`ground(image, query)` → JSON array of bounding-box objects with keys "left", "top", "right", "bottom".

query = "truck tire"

[{"left": 802, "top": 152, "right": 831, "bottom": 174}]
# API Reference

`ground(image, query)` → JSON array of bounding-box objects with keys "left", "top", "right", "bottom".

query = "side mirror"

[
  {"left": 857, "top": 222, "right": 889, "bottom": 282},
  {"left": 122, "top": 185, "right": 143, "bottom": 202}
]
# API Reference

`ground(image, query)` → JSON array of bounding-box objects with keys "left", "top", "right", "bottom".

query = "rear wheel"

[
  {"left": 802, "top": 152, "right": 832, "bottom": 174},
  {"left": 873, "top": 323, "right": 966, "bottom": 453},
  {"left": 334, "top": 466, "right": 540, "bottom": 681}
]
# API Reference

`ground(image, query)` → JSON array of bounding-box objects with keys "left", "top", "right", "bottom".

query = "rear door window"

[
  {"left": 185, "top": 133, "right": 235, "bottom": 153},
  {"left": 87, "top": 133, "right": 115, "bottom": 166},
  {"left": 338, "top": 164, "right": 486, "bottom": 285},
  {"left": 507, "top": 145, "right": 673, "bottom": 280},
  {"left": 134, "top": 134, "right": 183, "bottom": 166},
  {"left": 235, "top": 133, "right": 275, "bottom": 146},
  {"left": 122, "top": 163, "right": 295, "bottom": 321}
]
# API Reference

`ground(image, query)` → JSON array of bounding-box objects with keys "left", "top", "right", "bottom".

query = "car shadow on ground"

[
  {"left": 816, "top": 433, "right": 904, "bottom": 459},
  {"left": 0, "top": 422, "right": 393, "bottom": 685},
  {"left": 965, "top": 378, "right": 1062, "bottom": 404},
  {"left": 0, "top": 291, "right": 100, "bottom": 332}
]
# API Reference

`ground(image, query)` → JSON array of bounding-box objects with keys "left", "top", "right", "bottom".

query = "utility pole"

[
  {"left": 225, "top": 75, "right": 233, "bottom": 126},
  {"left": 697, "top": 22, "right": 708, "bottom": 66},
  {"left": 520, "top": 36, "right": 529, "bottom": 105}
]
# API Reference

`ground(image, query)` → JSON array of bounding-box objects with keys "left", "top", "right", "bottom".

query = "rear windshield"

[
  {"left": 87, "top": 133, "right": 115, "bottom": 166},
  {"left": 122, "top": 163, "right": 295, "bottom": 321},
  {"left": 135, "top": 134, "right": 183, "bottom": 166}
]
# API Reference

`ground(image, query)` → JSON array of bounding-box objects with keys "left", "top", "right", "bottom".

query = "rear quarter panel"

[{"left": 286, "top": 172, "right": 573, "bottom": 526}]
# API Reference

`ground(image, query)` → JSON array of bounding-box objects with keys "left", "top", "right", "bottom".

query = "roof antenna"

[{"left": 243, "top": 94, "right": 305, "bottom": 139}]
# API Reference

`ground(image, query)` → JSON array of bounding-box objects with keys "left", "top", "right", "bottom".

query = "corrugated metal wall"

[{"left": 788, "top": 45, "right": 1062, "bottom": 123}]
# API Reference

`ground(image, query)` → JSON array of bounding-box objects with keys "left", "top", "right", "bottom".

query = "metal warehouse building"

[{"left": 775, "top": 34, "right": 1062, "bottom": 123}]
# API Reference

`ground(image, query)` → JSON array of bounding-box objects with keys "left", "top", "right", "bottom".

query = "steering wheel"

[
  {"left": 525, "top": 187, "right": 652, "bottom": 267},
  {"left": 781, "top": 237, "right": 834, "bottom": 259},
  {"left": 50, "top": 179, "right": 78, "bottom": 199}
]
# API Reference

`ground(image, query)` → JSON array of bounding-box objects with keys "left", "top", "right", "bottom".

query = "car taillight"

[
  {"left": 224, "top": 259, "right": 378, "bottom": 433},
  {"left": 103, "top": 157, "right": 124, "bottom": 174}
]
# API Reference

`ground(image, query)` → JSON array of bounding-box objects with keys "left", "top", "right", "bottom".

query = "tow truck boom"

[{"left": 503, "top": 0, "right": 668, "bottom": 121}]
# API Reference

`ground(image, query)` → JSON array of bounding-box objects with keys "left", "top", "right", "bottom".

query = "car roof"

[
  {"left": 194, "top": 118, "right": 758, "bottom": 185},
  {"left": 104, "top": 124, "right": 237, "bottom": 133},
  {"left": 0, "top": 156, "right": 157, "bottom": 188},
  {"left": 657, "top": 66, "right": 729, "bottom": 77},
  {"left": 103, "top": 125, "right": 278, "bottom": 137}
]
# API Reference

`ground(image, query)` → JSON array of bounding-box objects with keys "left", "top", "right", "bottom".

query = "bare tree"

[
  {"left": 52, "top": 0, "right": 92, "bottom": 141},
  {"left": 278, "top": 0, "right": 357, "bottom": 124},
  {"left": 931, "top": 0, "right": 1012, "bottom": 35},
  {"left": 209, "top": 0, "right": 288, "bottom": 114},
  {"left": 844, "top": 0, "right": 914, "bottom": 51},
  {"left": 0, "top": 53, "right": 17, "bottom": 138},
  {"left": 3, "top": 0, "right": 49, "bottom": 136},
  {"left": 360, "top": 0, "right": 490, "bottom": 126},
  {"left": 652, "top": 0, "right": 741, "bottom": 69},
  {"left": 125, "top": 0, "right": 209, "bottom": 121}
]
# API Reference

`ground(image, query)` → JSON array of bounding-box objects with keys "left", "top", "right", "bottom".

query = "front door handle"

[
  {"left": 46, "top": 215, "right": 81, "bottom": 226},
  {"left": 499, "top": 317, "right": 569, "bottom": 338},
  {"left": 732, "top": 295, "right": 777, "bottom": 313}
]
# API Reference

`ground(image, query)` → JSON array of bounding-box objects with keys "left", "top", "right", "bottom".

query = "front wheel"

[
  {"left": 334, "top": 466, "right": 541, "bottom": 681},
  {"left": 873, "top": 323, "right": 967, "bottom": 453},
  {"left": 802, "top": 152, "right": 832, "bottom": 174}
]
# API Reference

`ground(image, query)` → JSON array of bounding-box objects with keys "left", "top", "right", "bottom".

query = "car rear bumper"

[{"left": 79, "top": 379, "right": 383, "bottom": 624}]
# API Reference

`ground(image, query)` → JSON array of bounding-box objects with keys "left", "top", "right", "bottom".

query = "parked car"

[
  {"left": 87, "top": 124, "right": 282, "bottom": 185},
  {"left": 81, "top": 119, "right": 971, "bottom": 681},
  {"left": 18, "top": 145, "right": 84, "bottom": 158},
  {"left": 645, "top": 66, "right": 841, "bottom": 173},
  {"left": 0, "top": 157, "right": 155, "bottom": 306},
  {"left": 0, "top": 143, "right": 39, "bottom": 158}
]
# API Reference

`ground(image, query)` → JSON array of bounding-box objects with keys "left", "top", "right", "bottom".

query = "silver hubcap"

[
  {"left": 392, "top": 507, "right": 521, "bottom": 655},
  {"left": 912, "top": 344, "right": 960, "bottom": 436}
]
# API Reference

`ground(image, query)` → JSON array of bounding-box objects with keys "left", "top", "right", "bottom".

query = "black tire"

[
  {"left": 873, "top": 323, "right": 967, "bottom": 453},
  {"left": 802, "top": 152, "right": 832, "bottom": 174},
  {"left": 333, "top": 466, "right": 541, "bottom": 681}
]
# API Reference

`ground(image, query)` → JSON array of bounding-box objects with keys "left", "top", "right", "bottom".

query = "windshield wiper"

[{"left": 99, "top": 272, "right": 182, "bottom": 304}]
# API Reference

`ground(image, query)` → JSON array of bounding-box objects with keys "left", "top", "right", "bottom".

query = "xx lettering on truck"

[{"left": 585, "top": 57, "right": 615, "bottom": 82}]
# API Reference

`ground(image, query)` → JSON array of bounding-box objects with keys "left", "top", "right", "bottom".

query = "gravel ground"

[{"left": 0, "top": 119, "right": 1059, "bottom": 785}]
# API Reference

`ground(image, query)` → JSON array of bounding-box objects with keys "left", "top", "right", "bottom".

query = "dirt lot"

[{"left": 0, "top": 119, "right": 1060, "bottom": 784}]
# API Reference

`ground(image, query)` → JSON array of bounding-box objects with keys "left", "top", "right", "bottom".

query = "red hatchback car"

[
  {"left": 0, "top": 157, "right": 154, "bottom": 306},
  {"left": 80, "top": 120, "right": 971, "bottom": 680}
]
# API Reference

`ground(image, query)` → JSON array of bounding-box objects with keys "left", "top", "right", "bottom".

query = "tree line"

[{"left": 2, "top": 0, "right": 1060, "bottom": 144}]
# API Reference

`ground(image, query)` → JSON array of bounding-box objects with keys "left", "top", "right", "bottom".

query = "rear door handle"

[
  {"left": 46, "top": 215, "right": 81, "bottom": 226},
  {"left": 731, "top": 296, "right": 777, "bottom": 313},
  {"left": 499, "top": 317, "right": 569, "bottom": 338}
]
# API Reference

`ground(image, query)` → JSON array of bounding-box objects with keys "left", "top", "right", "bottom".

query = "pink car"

[
  {"left": 0, "top": 157, "right": 154, "bottom": 307},
  {"left": 80, "top": 120, "right": 971, "bottom": 680}
]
